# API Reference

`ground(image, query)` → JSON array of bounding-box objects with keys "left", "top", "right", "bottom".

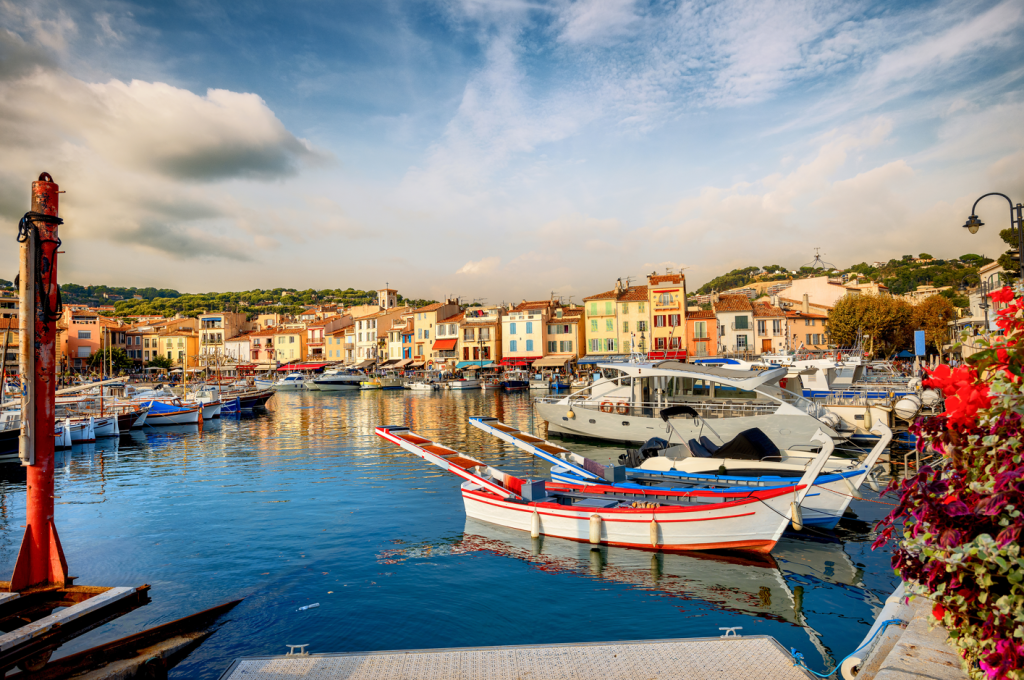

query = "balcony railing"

[{"left": 729, "top": 322, "right": 751, "bottom": 331}]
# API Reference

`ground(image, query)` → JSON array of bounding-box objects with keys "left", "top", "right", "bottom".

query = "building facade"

[
  {"left": 714, "top": 294, "right": 754, "bottom": 355},
  {"left": 648, "top": 273, "right": 686, "bottom": 359}
]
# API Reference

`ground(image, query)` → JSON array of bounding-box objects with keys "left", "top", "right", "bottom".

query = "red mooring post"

[{"left": 10, "top": 173, "right": 68, "bottom": 591}]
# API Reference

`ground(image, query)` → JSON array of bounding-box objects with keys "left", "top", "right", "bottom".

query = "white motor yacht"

[
  {"left": 533, "top": 360, "right": 840, "bottom": 450},
  {"left": 312, "top": 367, "right": 364, "bottom": 391},
  {"left": 273, "top": 373, "right": 307, "bottom": 391}
]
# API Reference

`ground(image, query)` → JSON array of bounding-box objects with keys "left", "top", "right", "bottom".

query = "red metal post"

[{"left": 10, "top": 173, "right": 67, "bottom": 591}]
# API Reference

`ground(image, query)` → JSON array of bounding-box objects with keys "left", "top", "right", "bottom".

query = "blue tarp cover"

[
  {"left": 146, "top": 400, "right": 190, "bottom": 414},
  {"left": 897, "top": 350, "right": 914, "bottom": 358},
  {"left": 455, "top": 361, "right": 496, "bottom": 369}
]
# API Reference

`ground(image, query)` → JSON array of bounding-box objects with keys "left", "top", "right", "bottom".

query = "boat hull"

[
  {"left": 447, "top": 379, "right": 481, "bottom": 390},
  {"left": 460, "top": 484, "right": 791, "bottom": 554},
  {"left": 313, "top": 380, "right": 362, "bottom": 391},
  {"left": 146, "top": 408, "right": 201, "bottom": 426}
]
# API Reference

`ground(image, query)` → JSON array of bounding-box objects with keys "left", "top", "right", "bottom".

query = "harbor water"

[{"left": 0, "top": 389, "right": 899, "bottom": 679}]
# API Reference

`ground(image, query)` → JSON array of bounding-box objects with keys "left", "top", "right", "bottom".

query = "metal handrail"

[{"left": 538, "top": 397, "right": 781, "bottom": 418}]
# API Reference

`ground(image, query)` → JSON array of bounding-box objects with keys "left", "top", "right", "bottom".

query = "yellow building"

[
  {"left": 583, "top": 280, "right": 650, "bottom": 359},
  {"left": 647, "top": 273, "right": 687, "bottom": 359},
  {"left": 155, "top": 330, "right": 200, "bottom": 366},
  {"left": 273, "top": 327, "right": 307, "bottom": 364}
]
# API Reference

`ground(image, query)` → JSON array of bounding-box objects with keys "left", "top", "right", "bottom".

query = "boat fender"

[
  {"left": 616, "top": 403, "right": 629, "bottom": 416},
  {"left": 600, "top": 402, "right": 614, "bottom": 413},
  {"left": 791, "top": 502, "right": 804, "bottom": 531},
  {"left": 718, "top": 464, "right": 727, "bottom": 476},
  {"left": 531, "top": 510, "right": 540, "bottom": 539},
  {"left": 650, "top": 519, "right": 659, "bottom": 547},
  {"left": 589, "top": 514, "right": 601, "bottom": 544},
  {"left": 843, "top": 475, "right": 864, "bottom": 500},
  {"left": 566, "top": 410, "right": 575, "bottom": 419}
]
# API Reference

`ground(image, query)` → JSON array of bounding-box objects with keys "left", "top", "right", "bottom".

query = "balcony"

[{"left": 729, "top": 322, "right": 751, "bottom": 331}]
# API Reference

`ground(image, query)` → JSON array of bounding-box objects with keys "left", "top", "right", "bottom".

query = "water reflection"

[{"left": 0, "top": 389, "right": 897, "bottom": 679}]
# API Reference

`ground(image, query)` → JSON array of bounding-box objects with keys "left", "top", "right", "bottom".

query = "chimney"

[
  {"left": 614, "top": 278, "right": 624, "bottom": 293},
  {"left": 802, "top": 293, "right": 810, "bottom": 314},
  {"left": 770, "top": 294, "right": 778, "bottom": 306}
]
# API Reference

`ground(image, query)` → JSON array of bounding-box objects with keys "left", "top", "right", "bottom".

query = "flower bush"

[{"left": 874, "top": 285, "right": 1024, "bottom": 679}]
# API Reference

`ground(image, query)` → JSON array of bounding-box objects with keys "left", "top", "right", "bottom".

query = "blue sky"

[{"left": 1, "top": 0, "right": 1022, "bottom": 303}]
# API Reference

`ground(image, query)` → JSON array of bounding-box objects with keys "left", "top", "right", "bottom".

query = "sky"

[{"left": 0, "top": 0, "right": 1022, "bottom": 305}]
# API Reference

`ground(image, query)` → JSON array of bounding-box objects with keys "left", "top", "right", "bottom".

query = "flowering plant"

[{"left": 874, "top": 285, "right": 1024, "bottom": 679}]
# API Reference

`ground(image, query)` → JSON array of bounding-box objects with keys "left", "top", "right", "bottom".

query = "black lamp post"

[{"left": 963, "top": 193, "right": 1024, "bottom": 281}]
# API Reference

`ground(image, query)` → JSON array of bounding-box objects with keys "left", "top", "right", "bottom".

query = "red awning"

[
  {"left": 276, "top": 362, "right": 329, "bottom": 372},
  {"left": 500, "top": 356, "right": 542, "bottom": 366},
  {"left": 647, "top": 350, "right": 687, "bottom": 360},
  {"left": 432, "top": 338, "right": 458, "bottom": 351}
]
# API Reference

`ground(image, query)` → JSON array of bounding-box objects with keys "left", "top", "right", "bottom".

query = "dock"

[{"left": 219, "top": 635, "right": 814, "bottom": 680}]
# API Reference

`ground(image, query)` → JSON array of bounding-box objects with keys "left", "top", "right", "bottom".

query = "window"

[
  {"left": 622, "top": 321, "right": 629, "bottom": 333},
  {"left": 526, "top": 322, "right": 533, "bottom": 334},
  {"left": 621, "top": 303, "right": 629, "bottom": 314},
  {"left": 736, "top": 335, "right": 748, "bottom": 350},
  {"left": 658, "top": 292, "right": 673, "bottom": 305},
  {"left": 480, "top": 329, "right": 490, "bottom": 341},
  {"left": 637, "top": 321, "right": 647, "bottom": 332},
  {"left": 669, "top": 337, "right": 681, "bottom": 349},
  {"left": 548, "top": 341, "right": 557, "bottom": 353},
  {"left": 424, "top": 330, "right": 429, "bottom": 339},
  {"left": 510, "top": 322, "right": 517, "bottom": 334},
  {"left": 604, "top": 338, "right": 616, "bottom": 352},
  {"left": 464, "top": 328, "right": 474, "bottom": 341},
  {"left": 526, "top": 339, "right": 534, "bottom": 352},
  {"left": 806, "top": 334, "right": 812, "bottom": 345},
  {"left": 510, "top": 340, "right": 518, "bottom": 352},
  {"left": 463, "top": 347, "right": 470, "bottom": 360},
  {"left": 547, "top": 324, "right": 556, "bottom": 335},
  {"left": 605, "top": 302, "right": 613, "bottom": 315},
  {"left": 449, "top": 324, "right": 457, "bottom": 335},
  {"left": 656, "top": 337, "right": 666, "bottom": 349},
  {"left": 773, "top": 320, "right": 782, "bottom": 334},
  {"left": 735, "top": 316, "right": 749, "bottom": 330},
  {"left": 78, "top": 330, "right": 92, "bottom": 339},
  {"left": 694, "top": 321, "right": 707, "bottom": 339},
  {"left": 560, "top": 340, "right": 572, "bottom": 352},
  {"left": 757, "top": 320, "right": 766, "bottom": 335},
  {"left": 590, "top": 319, "right": 597, "bottom": 332},
  {"left": 144, "top": 338, "right": 150, "bottom": 348},
  {"left": 809, "top": 319, "right": 816, "bottom": 326},
  {"left": 135, "top": 336, "right": 141, "bottom": 345},
  {"left": 77, "top": 347, "right": 91, "bottom": 358},
  {"left": 589, "top": 302, "right": 597, "bottom": 316},
  {"left": 669, "top": 314, "right": 680, "bottom": 327},
  {"left": 654, "top": 315, "right": 665, "bottom": 327},
  {"left": 638, "top": 302, "right": 645, "bottom": 313}
]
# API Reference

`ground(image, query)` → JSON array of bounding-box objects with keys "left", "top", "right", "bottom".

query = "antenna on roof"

[{"left": 801, "top": 247, "right": 836, "bottom": 271}]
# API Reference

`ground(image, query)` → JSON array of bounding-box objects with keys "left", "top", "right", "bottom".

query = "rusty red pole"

[{"left": 11, "top": 173, "right": 67, "bottom": 591}]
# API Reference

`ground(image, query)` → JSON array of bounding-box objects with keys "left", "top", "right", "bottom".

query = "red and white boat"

[{"left": 374, "top": 425, "right": 834, "bottom": 554}]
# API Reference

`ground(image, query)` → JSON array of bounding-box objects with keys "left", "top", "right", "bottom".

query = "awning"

[
  {"left": 277, "top": 362, "right": 330, "bottom": 372},
  {"left": 532, "top": 355, "right": 575, "bottom": 368},
  {"left": 393, "top": 358, "right": 413, "bottom": 368},
  {"left": 353, "top": 359, "right": 375, "bottom": 369},
  {"left": 500, "top": 356, "right": 542, "bottom": 366},
  {"left": 647, "top": 350, "right": 687, "bottom": 360},
  {"left": 380, "top": 359, "right": 400, "bottom": 366},
  {"left": 432, "top": 338, "right": 458, "bottom": 351},
  {"left": 409, "top": 361, "right": 425, "bottom": 368},
  {"left": 456, "top": 361, "right": 496, "bottom": 369},
  {"left": 577, "top": 354, "right": 629, "bottom": 364}
]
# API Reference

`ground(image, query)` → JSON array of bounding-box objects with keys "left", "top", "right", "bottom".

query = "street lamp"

[{"left": 963, "top": 193, "right": 1024, "bottom": 280}]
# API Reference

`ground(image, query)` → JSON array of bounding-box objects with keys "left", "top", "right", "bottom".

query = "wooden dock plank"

[{"left": 0, "top": 587, "right": 136, "bottom": 652}]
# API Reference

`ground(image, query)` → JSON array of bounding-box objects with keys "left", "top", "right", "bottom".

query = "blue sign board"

[{"left": 914, "top": 330, "right": 926, "bottom": 356}]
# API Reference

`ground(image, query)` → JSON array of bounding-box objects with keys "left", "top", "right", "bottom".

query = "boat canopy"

[
  {"left": 456, "top": 361, "right": 496, "bottom": 369},
  {"left": 595, "top": 360, "right": 788, "bottom": 391},
  {"left": 533, "top": 355, "right": 575, "bottom": 368}
]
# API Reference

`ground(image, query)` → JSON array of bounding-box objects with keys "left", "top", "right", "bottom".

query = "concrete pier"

[{"left": 219, "top": 636, "right": 815, "bottom": 680}]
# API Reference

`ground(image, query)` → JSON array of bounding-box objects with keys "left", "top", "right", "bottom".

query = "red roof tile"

[
  {"left": 619, "top": 285, "right": 649, "bottom": 301},
  {"left": 688, "top": 310, "right": 715, "bottom": 319},
  {"left": 439, "top": 312, "right": 466, "bottom": 324},
  {"left": 714, "top": 295, "right": 752, "bottom": 312},
  {"left": 648, "top": 274, "right": 684, "bottom": 285},
  {"left": 752, "top": 302, "right": 785, "bottom": 317}
]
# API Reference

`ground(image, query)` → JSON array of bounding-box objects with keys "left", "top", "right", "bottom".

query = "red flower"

[
  {"left": 933, "top": 603, "right": 946, "bottom": 621},
  {"left": 991, "top": 286, "right": 1015, "bottom": 304}
]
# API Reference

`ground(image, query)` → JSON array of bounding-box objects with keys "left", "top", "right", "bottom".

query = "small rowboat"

[
  {"left": 469, "top": 416, "right": 891, "bottom": 530},
  {"left": 374, "top": 424, "right": 834, "bottom": 554}
]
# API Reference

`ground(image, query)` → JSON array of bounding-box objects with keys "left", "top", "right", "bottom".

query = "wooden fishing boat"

[
  {"left": 374, "top": 425, "right": 834, "bottom": 554},
  {"left": 143, "top": 401, "right": 201, "bottom": 426},
  {"left": 470, "top": 416, "right": 890, "bottom": 530}
]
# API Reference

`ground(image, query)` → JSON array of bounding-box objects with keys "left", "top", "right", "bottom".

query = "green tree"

[
  {"left": 912, "top": 295, "right": 955, "bottom": 354},
  {"left": 918, "top": 253, "right": 933, "bottom": 260},
  {"left": 89, "top": 348, "right": 134, "bottom": 372},
  {"left": 828, "top": 294, "right": 914, "bottom": 357},
  {"left": 146, "top": 354, "right": 173, "bottom": 370},
  {"left": 997, "top": 227, "right": 1021, "bottom": 279}
]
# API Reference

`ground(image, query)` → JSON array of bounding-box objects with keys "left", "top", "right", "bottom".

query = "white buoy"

[
  {"left": 589, "top": 514, "right": 601, "bottom": 544},
  {"left": 531, "top": 510, "right": 540, "bottom": 539},
  {"left": 650, "top": 519, "right": 659, "bottom": 547},
  {"left": 791, "top": 502, "right": 804, "bottom": 531}
]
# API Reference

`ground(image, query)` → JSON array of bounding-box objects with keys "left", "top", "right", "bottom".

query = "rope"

[
  {"left": 753, "top": 497, "right": 836, "bottom": 539},
  {"left": 17, "top": 211, "right": 64, "bottom": 322},
  {"left": 791, "top": 618, "right": 905, "bottom": 677},
  {"left": 818, "top": 485, "right": 899, "bottom": 506}
]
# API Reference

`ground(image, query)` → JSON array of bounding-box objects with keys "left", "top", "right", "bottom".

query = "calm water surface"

[{"left": 0, "top": 390, "right": 899, "bottom": 678}]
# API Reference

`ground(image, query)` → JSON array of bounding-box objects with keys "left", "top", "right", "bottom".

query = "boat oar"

[
  {"left": 375, "top": 426, "right": 524, "bottom": 499},
  {"left": 469, "top": 416, "right": 604, "bottom": 480}
]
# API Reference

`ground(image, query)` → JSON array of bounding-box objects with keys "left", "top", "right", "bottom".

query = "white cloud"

[
  {"left": 556, "top": 0, "right": 640, "bottom": 45},
  {"left": 457, "top": 256, "right": 501, "bottom": 275}
]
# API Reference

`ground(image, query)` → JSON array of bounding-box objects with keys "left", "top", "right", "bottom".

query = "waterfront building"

[
  {"left": 0, "top": 293, "right": 16, "bottom": 319},
  {"left": 685, "top": 310, "right": 717, "bottom": 358},
  {"left": 154, "top": 329, "right": 199, "bottom": 367},
  {"left": 434, "top": 311, "right": 464, "bottom": 371},
  {"left": 199, "top": 311, "right": 251, "bottom": 359},
  {"left": 785, "top": 308, "right": 829, "bottom": 350},
  {"left": 307, "top": 314, "right": 351, "bottom": 362},
  {"left": 582, "top": 279, "right": 649, "bottom": 363},
  {"left": 538, "top": 305, "right": 585, "bottom": 371},
  {"left": 1, "top": 318, "right": 17, "bottom": 376},
  {"left": 273, "top": 326, "right": 307, "bottom": 364},
  {"left": 500, "top": 299, "right": 565, "bottom": 368},
  {"left": 456, "top": 306, "right": 504, "bottom": 369},
  {"left": 647, "top": 273, "right": 687, "bottom": 360},
  {"left": 386, "top": 311, "right": 414, "bottom": 364},
  {"left": 249, "top": 329, "right": 279, "bottom": 367},
  {"left": 713, "top": 294, "right": 754, "bottom": 355},
  {"left": 411, "top": 300, "right": 460, "bottom": 368},
  {"left": 752, "top": 301, "right": 787, "bottom": 354},
  {"left": 256, "top": 312, "right": 289, "bottom": 329},
  {"left": 224, "top": 334, "right": 251, "bottom": 364},
  {"left": 126, "top": 317, "right": 197, "bottom": 364}
]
